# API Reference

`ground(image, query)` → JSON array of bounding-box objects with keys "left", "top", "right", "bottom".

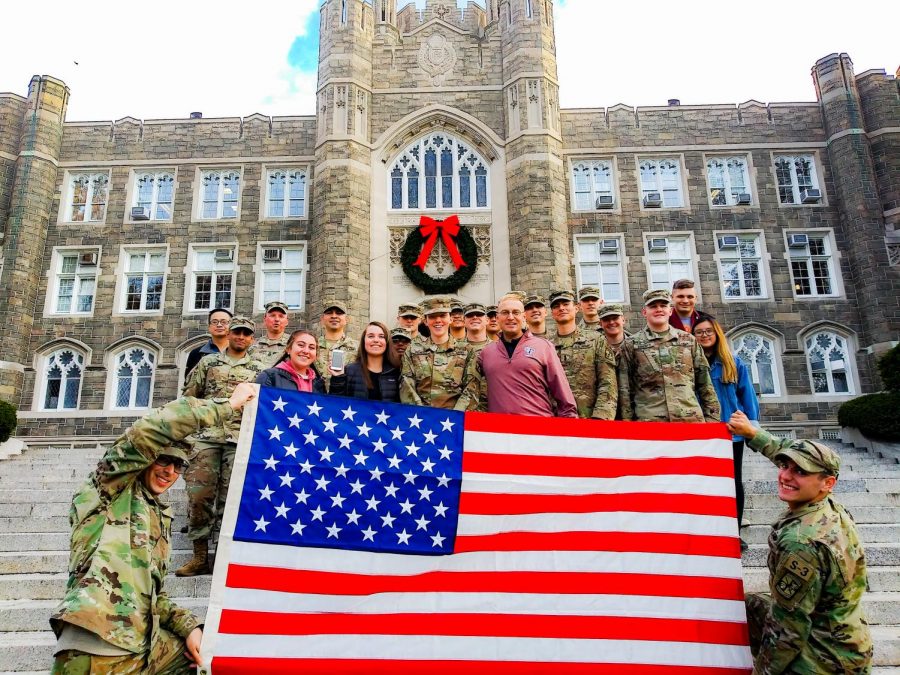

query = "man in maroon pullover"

[{"left": 476, "top": 294, "right": 577, "bottom": 417}]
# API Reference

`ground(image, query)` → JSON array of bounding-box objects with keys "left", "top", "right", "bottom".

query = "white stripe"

[
  {"left": 227, "top": 540, "right": 745, "bottom": 579},
  {"left": 222, "top": 587, "right": 749, "bottom": 623},
  {"left": 211, "top": 634, "right": 753, "bottom": 668},
  {"left": 465, "top": 431, "right": 733, "bottom": 460},
  {"left": 458, "top": 511, "right": 738, "bottom": 537},
  {"left": 463, "top": 472, "right": 735, "bottom": 497}
]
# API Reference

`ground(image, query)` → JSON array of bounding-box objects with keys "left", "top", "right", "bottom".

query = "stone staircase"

[{"left": 0, "top": 439, "right": 898, "bottom": 673}]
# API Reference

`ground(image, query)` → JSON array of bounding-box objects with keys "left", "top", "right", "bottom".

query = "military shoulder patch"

[{"left": 773, "top": 551, "right": 818, "bottom": 610}]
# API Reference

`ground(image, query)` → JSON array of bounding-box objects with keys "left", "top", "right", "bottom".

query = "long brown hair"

[
  {"left": 357, "top": 321, "right": 397, "bottom": 389},
  {"left": 694, "top": 313, "right": 736, "bottom": 384}
]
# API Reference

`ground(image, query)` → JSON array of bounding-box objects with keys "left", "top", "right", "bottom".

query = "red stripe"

[
  {"left": 225, "top": 565, "right": 744, "bottom": 600},
  {"left": 212, "top": 657, "right": 751, "bottom": 675},
  {"left": 217, "top": 610, "right": 749, "bottom": 645},
  {"left": 454, "top": 531, "right": 740, "bottom": 558},
  {"left": 463, "top": 452, "right": 734, "bottom": 479},
  {"left": 464, "top": 412, "right": 732, "bottom": 441},
  {"left": 459, "top": 491, "right": 737, "bottom": 518}
]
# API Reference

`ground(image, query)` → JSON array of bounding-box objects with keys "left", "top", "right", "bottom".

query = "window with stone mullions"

[
  {"left": 66, "top": 172, "right": 109, "bottom": 222},
  {"left": 732, "top": 332, "right": 780, "bottom": 396},
  {"left": 775, "top": 155, "right": 819, "bottom": 204},
  {"left": 572, "top": 161, "right": 613, "bottom": 211},
  {"left": 261, "top": 246, "right": 306, "bottom": 310},
  {"left": 639, "top": 159, "right": 683, "bottom": 207},
  {"left": 707, "top": 157, "right": 750, "bottom": 206},
  {"left": 124, "top": 250, "right": 165, "bottom": 311},
  {"left": 720, "top": 235, "right": 764, "bottom": 298},
  {"left": 54, "top": 252, "right": 98, "bottom": 314},
  {"left": 576, "top": 237, "right": 625, "bottom": 302},
  {"left": 134, "top": 171, "right": 174, "bottom": 220},
  {"left": 267, "top": 170, "right": 306, "bottom": 219},
  {"left": 648, "top": 236, "right": 692, "bottom": 290},
  {"left": 113, "top": 347, "right": 155, "bottom": 409},
  {"left": 42, "top": 349, "right": 84, "bottom": 410},
  {"left": 201, "top": 170, "right": 240, "bottom": 219},
  {"left": 192, "top": 249, "right": 235, "bottom": 311},
  {"left": 789, "top": 233, "right": 835, "bottom": 296},
  {"left": 805, "top": 331, "right": 853, "bottom": 394}
]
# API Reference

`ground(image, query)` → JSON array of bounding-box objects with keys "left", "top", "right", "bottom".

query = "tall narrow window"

[
  {"left": 66, "top": 172, "right": 109, "bottom": 222},
  {"left": 525, "top": 0, "right": 533, "bottom": 18},
  {"left": 639, "top": 158, "right": 684, "bottom": 207},
  {"left": 571, "top": 160, "right": 614, "bottom": 211},
  {"left": 717, "top": 233, "right": 765, "bottom": 299},
  {"left": 788, "top": 232, "right": 837, "bottom": 297},
  {"left": 775, "top": 154, "right": 820, "bottom": 204},
  {"left": 805, "top": 332, "right": 853, "bottom": 395},
  {"left": 575, "top": 236, "right": 626, "bottom": 302},
  {"left": 388, "top": 133, "right": 490, "bottom": 210},
  {"left": 200, "top": 170, "right": 240, "bottom": 219},
  {"left": 341, "top": 0, "right": 348, "bottom": 24},
  {"left": 113, "top": 347, "right": 156, "bottom": 409},
  {"left": 42, "top": 349, "right": 84, "bottom": 410},
  {"left": 133, "top": 171, "right": 175, "bottom": 220},
  {"left": 191, "top": 247, "right": 235, "bottom": 312},
  {"left": 259, "top": 245, "right": 307, "bottom": 310},
  {"left": 123, "top": 250, "right": 166, "bottom": 312},
  {"left": 647, "top": 235, "right": 693, "bottom": 290},
  {"left": 731, "top": 332, "right": 781, "bottom": 396},
  {"left": 266, "top": 169, "right": 307, "bottom": 219},
  {"left": 706, "top": 156, "right": 751, "bottom": 206},
  {"left": 52, "top": 250, "right": 99, "bottom": 314}
]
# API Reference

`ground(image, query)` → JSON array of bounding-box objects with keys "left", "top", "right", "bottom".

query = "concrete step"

[
  {"left": 745, "top": 492, "right": 900, "bottom": 508},
  {"left": 743, "top": 566, "right": 900, "bottom": 593},
  {"left": 742, "top": 543, "right": 900, "bottom": 567},
  {"left": 0, "top": 500, "right": 189, "bottom": 518},
  {"left": 743, "top": 507, "right": 900, "bottom": 525},
  {"left": 0, "top": 550, "right": 198, "bottom": 575},
  {"left": 742, "top": 523, "right": 900, "bottom": 545},
  {"left": 0, "top": 573, "right": 211, "bottom": 601},
  {"left": 0, "top": 597, "right": 208, "bottom": 632},
  {"left": 0, "top": 532, "right": 192, "bottom": 552}
]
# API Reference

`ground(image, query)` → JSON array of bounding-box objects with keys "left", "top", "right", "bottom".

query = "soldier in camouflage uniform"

[
  {"left": 51, "top": 384, "right": 256, "bottom": 674},
  {"left": 599, "top": 303, "right": 629, "bottom": 358},
  {"left": 464, "top": 302, "right": 491, "bottom": 351},
  {"left": 618, "top": 289, "right": 720, "bottom": 422},
  {"left": 449, "top": 296, "right": 467, "bottom": 341},
  {"left": 400, "top": 296, "right": 480, "bottom": 411},
  {"left": 486, "top": 304, "right": 500, "bottom": 341},
  {"left": 577, "top": 286, "right": 603, "bottom": 332},
  {"left": 524, "top": 294, "right": 549, "bottom": 337},
  {"left": 390, "top": 327, "right": 413, "bottom": 360},
  {"left": 728, "top": 411, "right": 873, "bottom": 674},
  {"left": 176, "top": 317, "right": 266, "bottom": 576},
  {"left": 317, "top": 300, "right": 359, "bottom": 390},
  {"left": 250, "top": 300, "right": 290, "bottom": 367},
  {"left": 549, "top": 290, "right": 618, "bottom": 420},
  {"left": 396, "top": 303, "right": 423, "bottom": 336}
]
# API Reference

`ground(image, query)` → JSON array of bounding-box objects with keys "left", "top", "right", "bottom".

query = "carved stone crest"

[{"left": 418, "top": 33, "right": 457, "bottom": 86}]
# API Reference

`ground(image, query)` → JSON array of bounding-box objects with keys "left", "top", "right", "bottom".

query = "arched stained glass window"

[
  {"left": 805, "top": 331, "right": 854, "bottom": 395},
  {"left": 112, "top": 346, "right": 156, "bottom": 409},
  {"left": 42, "top": 349, "right": 84, "bottom": 410},
  {"left": 389, "top": 132, "right": 490, "bottom": 210},
  {"left": 731, "top": 332, "right": 781, "bottom": 397}
]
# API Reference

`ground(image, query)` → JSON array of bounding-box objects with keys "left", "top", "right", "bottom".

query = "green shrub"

[
  {"left": 878, "top": 344, "right": 900, "bottom": 392},
  {"left": 838, "top": 392, "right": 900, "bottom": 442},
  {"left": 0, "top": 400, "right": 16, "bottom": 444}
]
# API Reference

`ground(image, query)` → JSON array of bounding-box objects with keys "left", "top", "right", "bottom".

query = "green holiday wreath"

[{"left": 400, "top": 224, "right": 479, "bottom": 294}]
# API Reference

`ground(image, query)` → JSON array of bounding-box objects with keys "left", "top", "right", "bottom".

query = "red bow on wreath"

[{"left": 414, "top": 215, "right": 467, "bottom": 271}]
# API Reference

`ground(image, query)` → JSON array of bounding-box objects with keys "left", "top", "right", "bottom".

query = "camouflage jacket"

[
  {"left": 466, "top": 339, "right": 492, "bottom": 412},
  {"left": 617, "top": 326, "right": 720, "bottom": 423},
  {"left": 316, "top": 334, "right": 359, "bottom": 390},
  {"left": 577, "top": 318, "right": 603, "bottom": 333},
  {"left": 182, "top": 350, "right": 265, "bottom": 442},
  {"left": 250, "top": 333, "right": 289, "bottom": 368},
  {"left": 748, "top": 429, "right": 873, "bottom": 674},
  {"left": 50, "top": 397, "right": 234, "bottom": 653},
  {"left": 551, "top": 328, "right": 618, "bottom": 420},
  {"left": 399, "top": 336, "right": 479, "bottom": 411}
]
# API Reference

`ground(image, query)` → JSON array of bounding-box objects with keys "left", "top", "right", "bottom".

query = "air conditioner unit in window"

[
  {"left": 648, "top": 238, "right": 668, "bottom": 252},
  {"left": 79, "top": 252, "right": 98, "bottom": 266},
  {"left": 643, "top": 192, "right": 663, "bottom": 208},
  {"left": 800, "top": 188, "right": 821, "bottom": 204},
  {"left": 735, "top": 193, "right": 752, "bottom": 205},
  {"left": 130, "top": 206, "right": 150, "bottom": 221},
  {"left": 717, "top": 235, "right": 740, "bottom": 250},
  {"left": 787, "top": 234, "right": 809, "bottom": 248},
  {"left": 600, "top": 239, "right": 619, "bottom": 251},
  {"left": 214, "top": 248, "right": 234, "bottom": 262},
  {"left": 263, "top": 248, "right": 282, "bottom": 262},
  {"left": 595, "top": 195, "right": 614, "bottom": 209}
]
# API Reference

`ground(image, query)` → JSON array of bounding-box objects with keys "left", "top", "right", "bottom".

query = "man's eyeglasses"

[
  {"left": 155, "top": 456, "right": 189, "bottom": 474},
  {"left": 498, "top": 310, "right": 524, "bottom": 317},
  {"left": 694, "top": 329, "right": 715, "bottom": 338},
  {"left": 209, "top": 319, "right": 230, "bottom": 326}
]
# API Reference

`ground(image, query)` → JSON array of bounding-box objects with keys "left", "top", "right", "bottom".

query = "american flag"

[{"left": 202, "top": 386, "right": 752, "bottom": 673}]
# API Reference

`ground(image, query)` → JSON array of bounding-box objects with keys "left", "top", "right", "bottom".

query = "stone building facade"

[{"left": 0, "top": 0, "right": 897, "bottom": 439}]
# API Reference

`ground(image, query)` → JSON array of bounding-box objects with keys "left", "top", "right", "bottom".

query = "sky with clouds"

[{"left": 0, "top": 0, "right": 895, "bottom": 122}]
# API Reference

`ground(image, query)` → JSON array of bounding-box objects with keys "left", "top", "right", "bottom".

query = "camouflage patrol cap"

[
  {"left": 449, "top": 297, "right": 464, "bottom": 313},
  {"left": 390, "top": 327, "right": 413, "bottom": 341},
  {"left": 464, "top": 302, "right": 487, "bottom": 316},
  {"left": 643, "top": 289, "right": 672, "bottom": 306},
  {"left": 776, "top": 440, "right": 841, "bottom": 477},
  {"left": 229, "top": 316, "right": 256, "bottom": 333},
  {"left": 548, "top": 289, "right": 576, "bottom": 306},
  {"left": 486, "top": 305, "right": 498, "bottom": 316},
  {"left": 397, "top": 303, "right": 422, "bottom": 318},
  {"left": 160, "top": 440, "right": 191, "bottom": 462},
  {"left": 421, "top": 296, "right": 452, "bottom": 316},
  {"left": 524, "top": 294, "right": 546, "bottom": 309},
  {"left": 322, "top": 300, "right": 348, "bottom": 314},
  {"left": 264, "top": 300, "right": 289, "bottom": 314},
  {"left": 578, "top": 286, "right": 602, "bottom": 301},
  {"left": 599, "top": 303, "right": 625, "bottom": 319}
]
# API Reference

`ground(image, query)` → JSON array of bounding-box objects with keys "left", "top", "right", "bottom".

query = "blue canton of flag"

[{"left": 234, "top": 387, "right": 464, "bottom": 555}]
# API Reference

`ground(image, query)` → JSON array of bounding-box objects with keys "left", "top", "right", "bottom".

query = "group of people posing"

[{"left": 48, "top": 279, "right": 872, "bottom": 674}]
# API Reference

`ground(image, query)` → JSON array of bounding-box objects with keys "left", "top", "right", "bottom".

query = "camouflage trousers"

[
  {"left": 183, "top": 440, "right": 236, "bottom": 542},
  {"left": 51, "top": 628, "right": 192, "bottom": 674},
  {"left": 746, "top": 592, "right": 770, "bottom": 658}
]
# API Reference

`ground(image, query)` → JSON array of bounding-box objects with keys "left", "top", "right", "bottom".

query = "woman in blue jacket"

[{"left": 692, "top": 313, "right": 760, "bottom": 550}]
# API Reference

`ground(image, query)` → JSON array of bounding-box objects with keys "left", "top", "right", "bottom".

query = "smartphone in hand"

[{"left": 330, "top": 349, "right": 345, "bottom": 371}]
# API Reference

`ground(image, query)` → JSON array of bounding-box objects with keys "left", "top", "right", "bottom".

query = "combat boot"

[{"left": 175, "top": 540, "right": 210, "bottom": 576}]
